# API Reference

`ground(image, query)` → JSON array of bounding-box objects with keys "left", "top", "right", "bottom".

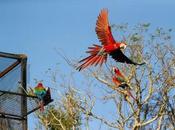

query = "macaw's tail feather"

[
  {"left": 76, "top": 44, "right": 107, "bottom": 71},
  {"left": 136, "top": 62, "right": 146, "bottom": 65},
  {"left": 39, "top": 101, "right": 44, "bottom": 112},
  {"left": 126, "top": 90, "right": 136, "bottom": 101},
  {"left": 86, "top": 44, "right": 102, "bottom": 54},
  {"left": 112, "top": 76, "right": 122, "bottom": 87},
  {"left": 117, "top": 83, "right": 136, "bottom": 101}
]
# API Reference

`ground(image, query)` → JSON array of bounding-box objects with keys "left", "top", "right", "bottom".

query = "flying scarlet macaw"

[
  {"left": 112, "top": 66, "right": 136, "bottom": 101},
  {"left": 34, "top": 82, "right": 47, "bottom": 112},
  {"left": 77, "top": 9, "right": 145, "bottom": 71}
]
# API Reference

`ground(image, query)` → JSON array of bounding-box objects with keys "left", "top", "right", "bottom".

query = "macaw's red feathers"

[
  {"left": 34, "top": 83, "right": 45, "bottom": 91},
  {"left": 95, "top": 9, "right": 116, "bottom": 45},
  {"left": 110, "top": 49, "right": 145, "bottom": 65},
  {"left": 113, "top": 66, "right": 125, "bottom": 80},
  {"left": 112, "top": 76, "right": 122, "bottom": 87},
  {"left": 76, "top": 44, "right": 107, "bottom": 71},
  {"left": 112, "top": 68, "right": 126, "bottom": 88},
  {"left": 77, "top": 9, "right": 116, "bottom": 71}
]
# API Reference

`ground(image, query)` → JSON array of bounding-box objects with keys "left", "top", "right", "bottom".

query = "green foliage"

[{"left": 36, "top": 89, "right": 81, "bottom": 130}]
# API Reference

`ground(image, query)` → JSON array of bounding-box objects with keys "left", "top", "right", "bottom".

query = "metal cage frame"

[
  {"left": 0, "top": 52, "right": 53, "bottom": 130},
  {"left": 0, "top": 52, "right": 28, "bottom": 130}
]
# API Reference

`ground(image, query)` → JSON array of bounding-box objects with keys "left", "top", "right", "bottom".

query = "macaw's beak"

[
  {"left": 120, "top": 46, "right": 125, "bottom": 50},
  {"left": 120, "top": 43, "right": 127, "bottom": 50}
]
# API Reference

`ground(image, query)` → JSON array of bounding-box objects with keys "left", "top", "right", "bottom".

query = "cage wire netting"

[{"left": 0, "top": 52, "right": 52, "bottom": 130}]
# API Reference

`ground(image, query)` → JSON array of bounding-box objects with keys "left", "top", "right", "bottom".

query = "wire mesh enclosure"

[{"left": 0, "top": 52, "right": 53, "bottom": 130}]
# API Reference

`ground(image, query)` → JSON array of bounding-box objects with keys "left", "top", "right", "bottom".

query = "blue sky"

[{"left": 0, "top": 0, "right": 175, "bottom": 129}]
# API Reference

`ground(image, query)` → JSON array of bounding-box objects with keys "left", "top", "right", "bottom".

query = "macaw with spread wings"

[{"left": 77, "top": 9, "right": 145, "bottom": 71}]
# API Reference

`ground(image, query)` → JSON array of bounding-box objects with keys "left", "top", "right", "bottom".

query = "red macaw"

[
  {"left": 112, "top": 66, "right": 136, "bottom": 101},
  {"left": 77, "top": 9, "right": 145, "bottom": 71},
  {"left": 34, "top": 83, "right": 47, "bottom": 112}
]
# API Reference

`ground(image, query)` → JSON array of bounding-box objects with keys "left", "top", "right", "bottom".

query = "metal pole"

[{"left": 21, "top": 55, "right": 28, "bottom": 130}]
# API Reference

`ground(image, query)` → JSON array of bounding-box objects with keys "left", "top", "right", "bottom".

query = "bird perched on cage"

[
  {"left": 76, "top": 9, "right": 145, "bottom": 71},
  {"left": 112, "top": 66, "right": 136, "bottom": 101},
  {"left": 33, "top": 82, "right": 47, "bottom": 112}
]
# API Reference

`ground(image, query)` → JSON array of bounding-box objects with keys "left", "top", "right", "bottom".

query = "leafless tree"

[{"left": 35, "top": 24, "right": 175, "bottom": 130}]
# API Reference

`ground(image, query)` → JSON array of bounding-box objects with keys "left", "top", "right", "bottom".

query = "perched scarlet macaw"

[
  {"left": 34, "top": 82, "right": 47, "bottom": 112},
  {"left": 112, "top": 66, "right": 136, "bottom": 101},
  {"left": 77, "top": 9, "right": 145, "bottom": 71}
]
